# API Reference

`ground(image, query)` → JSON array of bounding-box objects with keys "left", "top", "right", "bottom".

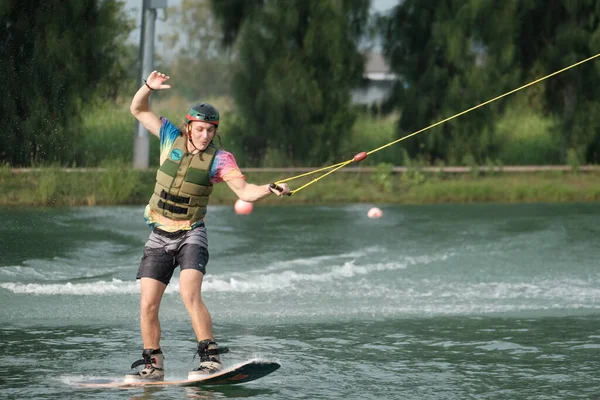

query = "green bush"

[
  {"left": 38, "top": 168, "right": 60, "bottom": 204},
  {"left": 401, "top": 150, "right": 426, "bottom": 185},
  {"left": 566, "top": 148, "right": 581, "bottom": 173},
  {"left": 96, "top": 163, "right": 145, "bottom": 204},
  {"left": 77, "top": 101, "right": 139, "bottom": 166},
  {"left": 462, "top": 153, "right": 480, "bottom": 178},
  {"left": 371, "top": 162, "right": 394, "bottom": 192},
  {"left": 342, "top": 112, "right": 401, "bottom": 166},
  {"left": 495, "top": 104, "right": 561, "bottom": 165},
  {"left": 45, "top": 95, "right": 587, "bottom": 170}
]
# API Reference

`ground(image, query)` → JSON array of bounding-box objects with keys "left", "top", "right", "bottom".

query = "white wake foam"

[
  {"left": 0, "top": 259, "right": 407, "bottom": 295},
  {"left": 203, "top": 260, "right": 407, "bottom": 293},
  {"left": 0, "top": 249, "right": 431, "bottom": 295},
  {"left": 0, "top": 279, "right": 138, "bottom": 295}
]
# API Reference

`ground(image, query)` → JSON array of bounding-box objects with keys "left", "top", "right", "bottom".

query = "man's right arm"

[{"left": 130, "top": 71, "right": 171, "bottom": 137}]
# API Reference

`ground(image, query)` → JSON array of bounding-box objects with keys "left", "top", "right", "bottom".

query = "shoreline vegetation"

[
  {"left": 1, "top": 166, "right": 599, "bottom": 207},
  {"left": 4, "top": 98, "right": 596, "bottom": 208}
]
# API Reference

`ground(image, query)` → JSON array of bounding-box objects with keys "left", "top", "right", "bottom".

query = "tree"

[
  {"left": 379, "top": 0, "right": 600, "bottom": 165},
  {"left": 160, "top": 0, "right": 233, "bottom": 99},
  {"left": 510, "top": 0, "right": 600, "bottom": 163},
  {"left": 211, "top": 0, "right": 370, "bottom": 166},
  {"left": 0, "top": 0, "right": 134, "bottom": 166},
  {"left": 379, "top": 0, "right": 511, "bottom": 165}
]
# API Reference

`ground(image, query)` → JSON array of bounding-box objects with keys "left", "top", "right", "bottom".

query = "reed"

[
  {"left": 95, "top": 164, "right": 147, "bottom": 204},
  {"left": 1, "top": 168, "right": 598, "bottom": 206},
  {"left": 74, "top": 96, "right": 572, "bottom": 169},
  {"left": 495, "top": 104, "right": 562, "bottom": 165},
  {"left": 37, "top": 167, "right": 60, "bottom": 205}
]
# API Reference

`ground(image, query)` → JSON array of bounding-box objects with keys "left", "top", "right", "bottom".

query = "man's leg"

[
  {"left": 179, "top": 269, "right": 213, "bottom": 341},
  {"left": 178, "top": 238, "right": 227, "bottom": 376},
  {"left": 125, "top": 276, "right": 168, "bottom": 381},
  {"left": 140, "top": 277, "right": 167, "bottom": 348},
  {"left": 180, "top": 268, "right": 228, "bottom": 377}
]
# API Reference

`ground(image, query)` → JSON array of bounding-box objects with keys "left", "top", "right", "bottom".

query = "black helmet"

[{"left": 186, "top": 103, "right": 219, "bottom": 126}]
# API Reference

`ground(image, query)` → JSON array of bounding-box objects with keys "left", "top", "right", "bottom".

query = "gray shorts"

[{"left": 136, "top": 226, "right": 209, "bottom": 285}]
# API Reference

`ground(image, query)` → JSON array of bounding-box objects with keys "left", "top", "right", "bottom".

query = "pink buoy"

[
  {"left": 367, "top": 207, "right": 383, "bottom": 219},
  {"left": 234, "top": 199, "right": 253, "bottom": 215}
]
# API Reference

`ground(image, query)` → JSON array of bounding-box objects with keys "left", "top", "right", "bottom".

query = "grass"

[
  {"left": 1, "top": 167, "right": 598, "bottom": 207},
  {"left": 75, "top": 97, "right": 237, "bottom": 168},
  {"left": 75, "top": 95, "right": 577, "bottom": 168},
  {"left": 495, "top": 102, "right": 562, "bottom": 165}
]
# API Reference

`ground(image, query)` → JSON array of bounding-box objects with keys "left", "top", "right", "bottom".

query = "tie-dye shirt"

[{"left": 144, "top": 117, "right": 245, "bottom": 231}]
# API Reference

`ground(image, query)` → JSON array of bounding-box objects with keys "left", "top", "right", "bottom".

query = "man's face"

[{"left": 189, "top": 121, "right": 217, "bottom": 150}]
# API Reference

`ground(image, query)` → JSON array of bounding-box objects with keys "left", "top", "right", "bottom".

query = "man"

[{"left": 125, "top": 70, "right": 290, "bottom": 381}]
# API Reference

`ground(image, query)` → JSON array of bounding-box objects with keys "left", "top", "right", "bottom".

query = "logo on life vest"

[{"left": 170, "top": 149, "right": 183, "bottom": 161}]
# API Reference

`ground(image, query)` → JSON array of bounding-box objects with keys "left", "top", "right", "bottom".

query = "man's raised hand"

[{"left": 145, "top": 71, "right": 171, "bottom": 90}]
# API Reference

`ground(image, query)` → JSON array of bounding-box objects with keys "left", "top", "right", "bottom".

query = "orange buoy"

[
  {"left": 353, "top": 152, "right": 368, "bottom": 162},
  {"left": 234, "top": 199, "right": 253, "bottom": 215}
]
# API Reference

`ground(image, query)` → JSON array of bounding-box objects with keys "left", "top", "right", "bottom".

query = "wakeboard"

[{"left": 75, "top": 358, "right": 280, "bottom": 388}]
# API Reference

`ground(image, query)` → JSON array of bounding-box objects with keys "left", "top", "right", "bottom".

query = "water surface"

[{"left": 1, "top": 203, "right": 599, "bottom": 399}]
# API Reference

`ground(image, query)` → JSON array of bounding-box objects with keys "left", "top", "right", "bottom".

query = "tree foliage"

[
  {"left": 160, "top": 0, "right": 233, "bottom": 99},
  {"left": 380, "top": 0, "right": 517, "bottom": 164},
  {"left": 0, "top": 0, "right": 134, "bottom": 166},
  {"left": 511, "top": 0, "right": 600, "bottom": 163},
  {"left": 379, "top": 0, "right": 600, "bottom": 164},
  {"left": 4, "top": 0, "right": 599, "bottom": 168},
  {"left": 211, "top": 0, "right": 370, "bottom": 166}
]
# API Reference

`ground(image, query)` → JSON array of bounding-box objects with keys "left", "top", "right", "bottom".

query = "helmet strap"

[{"left": 186, "top": 124, "right": 201, "bottom": 152}]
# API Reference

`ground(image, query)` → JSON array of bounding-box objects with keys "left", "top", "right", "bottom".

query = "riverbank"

[{"left": 1, "top": 166, "right": 599, "bottom": 206}]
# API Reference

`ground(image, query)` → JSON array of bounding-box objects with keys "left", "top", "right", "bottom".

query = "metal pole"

[{"left": 133, "top": 0, "right": 167, "bottom": 169}]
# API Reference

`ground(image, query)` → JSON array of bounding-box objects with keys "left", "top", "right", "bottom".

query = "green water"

[{"left": 0, "top": 203, "right": 599, "bottom": 399}]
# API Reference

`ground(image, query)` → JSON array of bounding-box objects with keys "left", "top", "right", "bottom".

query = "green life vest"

[{"left": 149, "top": 135, "right": 216, "bottom": 222}]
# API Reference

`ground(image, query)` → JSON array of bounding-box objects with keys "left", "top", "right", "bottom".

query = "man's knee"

[
  {"left": 180, "top": 284, "right": 203, "bottom": 306},
  {"left": 141, "top": 298, "right": 161, "bottom": 316}
]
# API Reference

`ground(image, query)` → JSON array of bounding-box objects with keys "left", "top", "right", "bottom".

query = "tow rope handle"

[{"left": 270, "top": 183, "right": 292, "bottom": 196}]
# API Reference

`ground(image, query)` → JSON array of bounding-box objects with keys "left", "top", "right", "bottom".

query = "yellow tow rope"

[{"left": 275, "top": 52, "right": 600, "bottom": 196}]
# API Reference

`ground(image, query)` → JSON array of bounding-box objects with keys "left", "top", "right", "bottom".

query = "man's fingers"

[{"left": 269, "top": 183, "right": 291, "bottom": 196}]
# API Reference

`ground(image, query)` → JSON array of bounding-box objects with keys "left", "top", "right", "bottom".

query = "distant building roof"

[{"left": 364, "top": 52, "right": 397, "bottom": 81}]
